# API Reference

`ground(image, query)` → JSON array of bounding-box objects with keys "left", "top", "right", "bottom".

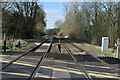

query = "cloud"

[
  {"left": 45, "top": 9, "right": 65, "bottom": 29},
  {"left": 45, "top": 10, "right": 61, "bottom": 13}
]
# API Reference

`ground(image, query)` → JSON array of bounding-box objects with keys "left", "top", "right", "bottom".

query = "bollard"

[{"left": 117, "top": 38, "right": 120, "bottom": 59}]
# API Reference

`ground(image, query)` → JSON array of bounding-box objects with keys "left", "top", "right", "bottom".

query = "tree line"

[
  {"left": 1, "top": 2, "right": 46, "bottom": 39},
  {"left": 59, "top": 2, "right": 120, "bottom": 47}
]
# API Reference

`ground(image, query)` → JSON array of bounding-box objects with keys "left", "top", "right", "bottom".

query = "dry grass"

[
  {"left": 85, "top": 43, "right": 116, "bottom": 57},
  {"left": 1, "top": 39, "right": 35, "bottom": 52}
]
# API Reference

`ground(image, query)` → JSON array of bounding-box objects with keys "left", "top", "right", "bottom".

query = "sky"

[{"left": 42, "top": 2, "right": 65, "bottom": 29}]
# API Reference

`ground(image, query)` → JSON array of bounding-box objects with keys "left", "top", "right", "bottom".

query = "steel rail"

[
  {"left": 1, "top": 38, "right": 49, "bottom": 71},
  {"left": 62, "top": 43, "right": 93, "bottom": 80},
  {"left": 28, "top": 38, "right": 54, "bottom": 80},
  {"left": 67, "top": 40, "right": 119, "bottom": 73}
]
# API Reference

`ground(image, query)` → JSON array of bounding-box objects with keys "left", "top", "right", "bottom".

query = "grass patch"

[
  {"left": 1, "top": 39, "right": 35, "bottom": 52},
  {"left": 85, "top": 43, "right": 115, "bottom": 57}
]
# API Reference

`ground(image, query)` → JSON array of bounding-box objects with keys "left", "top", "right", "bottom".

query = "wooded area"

[
  {"left": 1, "top": 2, "right": 120, "bottom": 48},
  {"left": 1, "top": 2, "right": 46, "bottom": 39},
  {"left": 59, "top": 2, "right": 120, "bottom": 47}
]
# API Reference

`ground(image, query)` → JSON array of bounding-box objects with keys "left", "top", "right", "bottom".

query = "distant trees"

[
  {"left": 55, "top": 20, "right": 63, "bottom": 28},
  {"left": 46, "top": 28, "right": 59, "bottom": 35},
  {"left": 1, "top": 2, "right": 46, "bottom": 39},
  {"left": 60, "top": 2, "right": 120, "bottom": 46}
]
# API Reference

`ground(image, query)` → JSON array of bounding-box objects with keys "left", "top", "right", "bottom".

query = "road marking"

[
  {"left": 1, "top": 60, "right": 36, "bottom": 67},
  {"left": 1, "top": 72, "right": 57, "bottom": 79},
  {"left": 88, "top": 70, "right": 117, "bottom": 76},
  {"left": 88, "top": 73, "right": 119, "bottom": 79},
  {"left": 1, "top": 72, "right": 30, "bottom": 76},
  {"left": 53, "top": 68, "right": 69, "bottom": 72},
  {"left": 35, "top": 73, "right": 51, "bottom": 78},
  {"left": 84, "top": 64, "right": 110, "bottom": 69},
  {"left": 35, "top": 73, "right": 57, "bottom": 79},
  {"left": 1, "top": 60, "right": 120, "bottom": 79},
  {"left": 2, "top": 56, "right": 41, "bottom": 61}
]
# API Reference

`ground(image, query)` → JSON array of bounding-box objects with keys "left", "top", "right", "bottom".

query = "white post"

[
  {"left": 117, "top": 38, "right": 120, "bottom": 59},
  {"left": 101, "top": 37, "right": 109, "bottom": 51}
]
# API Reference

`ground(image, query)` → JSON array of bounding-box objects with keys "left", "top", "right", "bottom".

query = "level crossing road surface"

[{"left": 1, "top": 39, "right": 120, "bottom": 80}]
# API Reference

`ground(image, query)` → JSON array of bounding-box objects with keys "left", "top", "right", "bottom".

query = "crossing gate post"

[{"left": 117, "top": 38, "right": 120, "bottom": 59}]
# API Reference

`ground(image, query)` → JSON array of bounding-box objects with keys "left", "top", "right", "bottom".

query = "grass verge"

[
  {"left": 1, "top": 39, "right": 35, "bottom": 53},
  {"left": 85, "top": 43, "right": 115, "bottom": 57}
]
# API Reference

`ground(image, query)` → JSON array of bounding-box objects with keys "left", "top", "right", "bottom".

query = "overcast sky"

[{"left": 43, "top": 2, "right": 65, "bottom": 29}]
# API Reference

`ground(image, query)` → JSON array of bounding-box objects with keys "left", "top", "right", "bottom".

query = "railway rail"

[
  {"left": 66, "top": 40, "right": 119, "bottom": 72},
  {"left": 28, "top": 39, "right": 53, "bottom": 80},
  {"left": 3, "top": 41, "right": 51, "bottom": 64},
  {"left": 1, "top": 38, "right": 54, "bottom": 80},
  {"left": 1, "top": 38, "right": 49, "bottom": 71},
  {"left": 1, "top": 38, "right": 120, "bottom": 80},
  {"left": 61, "top": 39, "right": 119, "bottom": 80},
  {"left": 62, "top": 43, "right": 93, "bottom": 80}
]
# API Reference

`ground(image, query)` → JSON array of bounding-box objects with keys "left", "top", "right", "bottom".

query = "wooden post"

[
  {"left": 18, "top": 41, "right": 21, "bottom": 49},
  {"left": 117, "top": 38, "right": 120, "bottom": 59},
  {"left": 3, "top": 33, "right": 6, "bottom": 53}
]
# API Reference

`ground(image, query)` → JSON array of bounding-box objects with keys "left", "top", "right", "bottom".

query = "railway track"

[
  {"left": 1, "top": 38, "right": 54, "bottom": 80},
  {"left": 62, "top": 43, "right": 93, "bottom": 80},
  {"left": 67, "top": 41, "right": 120, "bottom": 71},
  {"left": 28, "top": 38, "right": 53, "bottom": 80},
  {"left": 61, "top": 40, "right": 119, "bottom": 80},
  {"left": 2, "top": 39, "right": 49, "bottom": 60},
  {"left": 1, "top": 38, "right": 49, "bottom": 70},
  {"left": 1, "top": 38, "right": 120, "bottom": 80}
]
